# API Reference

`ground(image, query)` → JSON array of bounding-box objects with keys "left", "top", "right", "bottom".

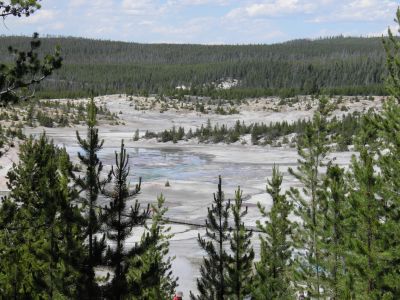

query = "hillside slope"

[{"left": 0, "top": 35, "right": 387, "bottom": 98}]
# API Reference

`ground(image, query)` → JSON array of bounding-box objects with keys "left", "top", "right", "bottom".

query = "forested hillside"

[{"left": 0, "top": 35, "right": 387, "bottom": 98}]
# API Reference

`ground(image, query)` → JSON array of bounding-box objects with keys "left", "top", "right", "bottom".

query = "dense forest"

[{"left": 0, "top": 35, "right": 387, "bottom": 99}]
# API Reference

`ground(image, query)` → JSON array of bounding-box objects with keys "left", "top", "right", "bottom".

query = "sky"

[{"left": 1, "top": 0, "right": 399, "bottom": 44}]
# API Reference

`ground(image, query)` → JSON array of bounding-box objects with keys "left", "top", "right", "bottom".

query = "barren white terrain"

[{"left": 0, "top": 94, "right": 384, "bottom": 294}]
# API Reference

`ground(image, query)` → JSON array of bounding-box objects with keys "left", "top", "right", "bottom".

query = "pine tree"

[
  {"left": 0, "top": 134, "right": 84, "bottom": 298},
  {"left": 253, "top": 165, "right": 293, "bottom": 300},
  {"left": 133, "top": 129, "right": 140, "bottom": 141},
  {"left": 75, "top": 98, "right": 109, "bottom": 298},
  {"left": 191, "top": 176, "right": 230, "bottom": 300},
  {"left": 376, "top": 9, "right": 400, "bottom": 297},
  {"left": 288, "top": 97, "right": 332, "bottom": 298},
  {"left": 225, "top": 187, "right": 254, "bottom": 300},
  {"left": 0, "top": 1, "right": 62, "bottom": 104},
  {"left": 383, "top": 7, "right": 400, "bottom": 103},
  {"left": 127, "top": 194, "right": 178, "bottom": 299},
  {"left": 346, "top": 121, "right": 386, "bottom": 299},
  {"left": 102, "top": 140, "right": 150, "bottom": 299},
  {"left": 320, "top": 164, "right": 351, "bottom": 299},
  {"left": 0, "top": 32, "right": 62, "bottom": 104}
]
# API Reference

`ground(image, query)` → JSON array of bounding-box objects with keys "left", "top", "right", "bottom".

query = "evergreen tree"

[
  {"left": 102, "top": 140, "right": 150, "bottom": 299},
  {"left": 354, "top": 9, "right": 400, "bottom": 299},
  {"left": 0, "top": 31, "right": 62, "bottom": 104},
  {"left": 225, "top": 187, "right": 254, "bottom": 300},
  {"left": 253, "top": 165, "right": 293, "bottom": 300},
  {"left": 320, "top": 164, "right": 351, "bottom": 299},
  {"left": 191, "top": 176, "right": 230, "bottom": 300},
  {"left": 0, "top": 1, "right": 61, "bottom": 154},
  {"left": 127, "top": 194, "right": 178, "bottom": 299},
  {"left": 347, "top": 121, "right": 386, "bottom": 299},
  {"left": 363, "top": 10, "right": 400, "bottom": 297},
  {"left": 288, "top": 97, "right": 331, "bottom": 298},
  {"left": 0, "top": 134, "right": 84, "bottom": 298},
  {"left": 384, "top": 7, "right": 400, "bottom": 103},
  {"left": 0, "top": 0, "right": 62, "bottom": 104},
  {"left": 133, "top": 128, "right": 140, "bottom": 141},
  {"left": 75, "top": 98, "right": 109, "bottom": 299},
  {"left": 0, "top": 1, "right": 41, "bottom": 19}
]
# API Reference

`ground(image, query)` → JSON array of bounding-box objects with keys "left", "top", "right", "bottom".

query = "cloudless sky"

[{"left": 1, "top": 0, "right": 399, "bottom": 44}]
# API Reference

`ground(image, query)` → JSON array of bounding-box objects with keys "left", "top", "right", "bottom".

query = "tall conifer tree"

[
  {"left": 253, "top": 165, "right": 293, "bottom": 300},
  {"left": 0, "top": 135, "right": 84, "bottom": 298},
  {"left": 384, "top": 8, "right": 400, "bottom": 103},
  {"left": 347, "top": 121, "right": 387, "bottom": 299},
  {"left": 191, "top": 176, "right": 230, "bottom": 300},
  {"left": 226, "top": 187, "right": 254, "bottom": 300},
  {"left": 102, "top": 140, "right": 149, "bottom": 299},
  {"left": 320, "top": 164, "right": 351, "bottom": 299},
  {"left": 75, "top": 98, "right": 109, "bottom": 298},
  {"left": 377, "top": 9, "right": 400, "bottom": 297},
  {"left": 289, "top": 97, "right": 331, "bottom": 298}
]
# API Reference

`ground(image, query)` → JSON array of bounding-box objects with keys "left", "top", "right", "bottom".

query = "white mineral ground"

[{"left": 0, "top": 94, "right": 384, "bottom": 295}]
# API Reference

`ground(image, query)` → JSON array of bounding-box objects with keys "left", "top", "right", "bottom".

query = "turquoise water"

[
  {"left": 65, "top": 146, "right": 211, "bottom": 182},
  {"left": 104, "top": 147, "right": 211, "bottom": 181},
  {"left": 64, "top": 146, "right": 284, "bottom": 188}
]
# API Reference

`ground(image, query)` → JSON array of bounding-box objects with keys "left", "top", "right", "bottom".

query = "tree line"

[
  {"left": 143, "top": 111, "right": 362, "bottom": 151},
  {"left": 0, "top": 35, "right": 388, "bottom": 99}
]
